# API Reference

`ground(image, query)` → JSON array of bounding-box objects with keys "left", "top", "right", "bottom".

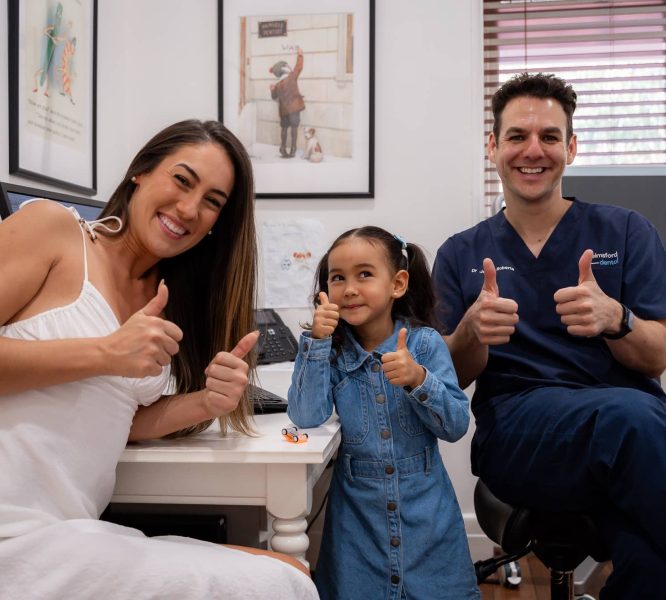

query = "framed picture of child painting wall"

[
  {"left": 8, "top": 0, "right": 97, "bottom": 195},
  {"left": 219, "top": 0, "right": 375, "bottom": 199}
]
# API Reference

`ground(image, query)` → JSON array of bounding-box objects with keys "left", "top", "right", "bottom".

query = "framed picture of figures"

[
  {"left": 219, "top": 0, "right": 375, "bottom": 198},
  {"left": 8, "top": 0, "right": 97, "bottom": 195}
]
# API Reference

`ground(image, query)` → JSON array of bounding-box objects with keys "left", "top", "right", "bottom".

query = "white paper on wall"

[{"left": 262, "top": 219, "right": 327, "bottom": 308}]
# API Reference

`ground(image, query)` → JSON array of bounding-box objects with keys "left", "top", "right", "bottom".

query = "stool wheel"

[
  {"left": 576, "top": 595, "right": 597, "bottom": 600},
  {"left": 499, "top": 560, "right": 521, "bottom": 588}
]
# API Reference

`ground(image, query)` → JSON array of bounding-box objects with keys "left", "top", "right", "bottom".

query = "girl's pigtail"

[{"left": 394, "top": 243, "right": 437, "bottom": 329}]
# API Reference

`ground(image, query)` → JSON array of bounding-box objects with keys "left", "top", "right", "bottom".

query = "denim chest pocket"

[
  {"left": 395, "top": 381, "right": 425, "bottom": 436},
  {"left": 333, "top": 376, "right": 370, "bottom": 444}
]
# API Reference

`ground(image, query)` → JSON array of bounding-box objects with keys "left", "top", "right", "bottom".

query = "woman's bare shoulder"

[
  {"left": 2, "top": 200, "right": 82, "bottom": 245},
  {"left": 11, "top": 198, "right": 79, "bottom": 224},
  {"left": 0, "top": 200, "right": 83, "bottom": 325}
]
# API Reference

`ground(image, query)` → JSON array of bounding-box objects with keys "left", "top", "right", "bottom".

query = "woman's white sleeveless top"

[{"left": 0, "top": 205, "right": 170, "bottom": 538}]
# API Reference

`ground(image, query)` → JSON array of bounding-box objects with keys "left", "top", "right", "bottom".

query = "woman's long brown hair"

[{"left": 100, "top": 119, "right": 257, "bottom": 436}]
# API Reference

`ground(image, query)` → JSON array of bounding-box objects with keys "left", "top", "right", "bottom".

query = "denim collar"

[{"left": 339, "top": 319, "right": 410, "bottom": 372}]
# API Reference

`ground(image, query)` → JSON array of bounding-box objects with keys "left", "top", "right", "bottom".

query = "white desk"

[{"left": 112, "top": 410, "right": 340, "bottom": 563}]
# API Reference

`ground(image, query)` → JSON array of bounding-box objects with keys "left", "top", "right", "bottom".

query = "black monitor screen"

[
  {"left": 563, "top": 175, "right": 665, "bottom": 244},
  {"left": 0, "top": 182, "right": 105, "bottom": 221}
]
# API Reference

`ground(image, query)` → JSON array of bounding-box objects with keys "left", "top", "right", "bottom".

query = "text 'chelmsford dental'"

[{"left": 593, "top": 251, "right": 619, "bottom": 266}]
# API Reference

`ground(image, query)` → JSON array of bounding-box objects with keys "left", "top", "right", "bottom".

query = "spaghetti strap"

[
  {"left": 18, "top": 198, "right": 124, "bottom": 284},
  {"left": 68, "top": 211, "right": 122, "bottom": 282},
  {"left": 17, "top": 198, "right": 92, "bottom": 283},
  {"left": 17, "top": 198, "right": 122, "bottom": 284},
  {"left": 68, "top": 206, "right": 92, "bottom": 283},
  {"left": 19, "top": 198, "right": 123, "bottom": 282}
]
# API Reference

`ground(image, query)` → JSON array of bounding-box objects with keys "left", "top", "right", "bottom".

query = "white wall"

[{"left": 0, "top": 0, "right": 489, "bottom": 557}]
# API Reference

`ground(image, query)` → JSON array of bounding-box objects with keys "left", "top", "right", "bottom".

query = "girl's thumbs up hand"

[
  {"left": 312, "top": 291, "right": 339, "bottom": 339},
  {"left": 381, "top": 328, "right": 426, "bottom": 388}
]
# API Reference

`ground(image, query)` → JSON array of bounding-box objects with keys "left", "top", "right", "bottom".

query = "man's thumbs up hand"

[
  {"left": 578, "top": 249, "right": 596, "bottom": 285},
  {"left": 462, "top": 258, "right": 519, "bottom": 346},
  {"left": 482, "top": 258, "right": 500, "bottom": 296},
  {"left": 554, "top": 249, "right": 622, "bottom": 338}
]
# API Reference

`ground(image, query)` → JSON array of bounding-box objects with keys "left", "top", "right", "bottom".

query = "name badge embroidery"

[{"left": 470, "top": 265, "right": 515, "bottom": 274}]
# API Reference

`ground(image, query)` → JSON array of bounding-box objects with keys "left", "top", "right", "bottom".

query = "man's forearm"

[
  {"left": 444, "top": 324, "right": 489, "bottom": 390},
  {"left": 606, "top": 317, "right": 666, "bottom": 378}
]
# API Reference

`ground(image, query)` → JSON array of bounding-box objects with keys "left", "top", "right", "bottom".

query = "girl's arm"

[
  {"left": 411, "top": 329, "right": 470, "bottom": 442},
  {"left": 383, "top": 328, "right": 470, "bottom": 442},
  {"left": 287, "top": 333, "right": 334, "bottom": 428}
]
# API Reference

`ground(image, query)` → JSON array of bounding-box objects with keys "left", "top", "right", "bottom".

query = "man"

[
  {"left": 269, "top": 47, "right": 305, "bottom": 158},
  {"left": 432, "top": 73, "right": 666, "bottom": 598}
]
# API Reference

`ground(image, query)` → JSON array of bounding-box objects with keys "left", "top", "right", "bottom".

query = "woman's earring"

[
  {"left": 207, "top": 230, "right": 213, "bottom": 236},
  {"left": 131, "top": 176, "right": 137, "bottom": 183}
]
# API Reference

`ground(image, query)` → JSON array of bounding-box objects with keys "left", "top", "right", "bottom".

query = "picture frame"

[
  {"left": 8, "top": 0, "right": 97, "bottom": 195},
  {"left": 219, "top": 0, "right": 375, "bottom": 199}
]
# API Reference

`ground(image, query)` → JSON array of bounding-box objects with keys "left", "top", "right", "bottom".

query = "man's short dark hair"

[{"left": 492, "top": 72, "right": 577, "bottom": 142}]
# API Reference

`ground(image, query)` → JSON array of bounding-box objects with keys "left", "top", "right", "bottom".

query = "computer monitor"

[
  {"left": 0, "top": 181, "right": 105, "bottom": 222},
  {"left": 563, "top": 175, "right": 666, "bottom": 244}
]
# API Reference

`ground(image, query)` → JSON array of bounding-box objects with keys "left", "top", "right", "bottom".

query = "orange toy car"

[{"left": 282, "top": 426, "right": 309, "bottom": 444}]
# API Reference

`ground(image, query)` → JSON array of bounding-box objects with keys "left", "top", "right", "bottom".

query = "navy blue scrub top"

[{"left": 432, "top": 198, "right": 666, "bottom": 415}]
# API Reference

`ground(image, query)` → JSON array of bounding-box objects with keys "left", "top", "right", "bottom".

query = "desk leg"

[{"left": 266, "top": 463, "right": 312, "bottom": 566}]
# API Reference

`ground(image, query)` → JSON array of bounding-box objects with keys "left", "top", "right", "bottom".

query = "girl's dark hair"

[
  {"left": 312, "top": 226, "right": 436, "bottom": 346},
  {"left": 100, "top": 119, "right": 257, "bottom": 437}
]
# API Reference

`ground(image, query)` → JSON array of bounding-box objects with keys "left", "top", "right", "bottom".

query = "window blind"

[{"left": 483, "top": 0, "right": 666, "bottom": 216}]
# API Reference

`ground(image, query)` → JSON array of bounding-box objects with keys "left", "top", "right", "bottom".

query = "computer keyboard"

[{"left": 248, "top": 384, "right": 289, "bottom": 414}]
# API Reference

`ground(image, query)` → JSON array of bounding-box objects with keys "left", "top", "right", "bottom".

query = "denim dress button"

[
  {"left": 418, "top": 392, "right": 428, "bottom": 402},
  {"left": 387, "top": 501, "right": 397, "bottom": 511},
  {"left": 390, "top": 537, "right": 401, "bottom": 547},
  {"left": 375, "top": 394, "right": 385, "bottom": 404},
  {"left": 381, "top": 429, "right": 391, "bottom": 439},
  {"left": 371, "top": 363, "right": 381, "bottom": 372},
  {"left": 391, "top": 574, "right": 400, "bottom": 584},
  {"left": 385, "top": 465, "right": 395, "bottom": 475}
]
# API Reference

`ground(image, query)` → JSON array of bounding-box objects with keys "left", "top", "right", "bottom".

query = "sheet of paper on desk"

[{"left": 262, "top": 219, "right": 326, "bottom": 308}]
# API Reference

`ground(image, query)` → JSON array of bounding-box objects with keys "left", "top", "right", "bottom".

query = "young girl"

[{"left": 287, "top": 226, "right": 480, "bottom": 599}]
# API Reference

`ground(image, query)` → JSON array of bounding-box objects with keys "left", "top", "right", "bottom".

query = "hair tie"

[{"left": 393, "top": 233, "right": 409, "bottom": 268}]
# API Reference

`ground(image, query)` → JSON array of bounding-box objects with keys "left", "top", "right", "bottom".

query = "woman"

[{"left": 0, "top": 120, "right": 318, "bottom": 599}]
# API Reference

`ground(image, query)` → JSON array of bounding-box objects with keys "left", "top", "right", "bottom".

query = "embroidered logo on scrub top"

[{"left": 592, "top": 251, "right": 619, "bottom": 267}]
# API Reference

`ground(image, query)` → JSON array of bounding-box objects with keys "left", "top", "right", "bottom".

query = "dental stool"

[{"left": 473, "top": 479, "right": 610, "bottom": 600}]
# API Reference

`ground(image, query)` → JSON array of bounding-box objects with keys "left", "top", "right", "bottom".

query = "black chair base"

[{"left": 474, "top": 479, "right": 610, "bottom": 600}]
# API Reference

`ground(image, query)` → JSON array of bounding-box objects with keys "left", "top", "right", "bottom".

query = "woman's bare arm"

[
  {"left": 0, "top": 203, "right": 182, "bottom": 395},
  {"left": 0, "top": 202, "right": 110, "bottom": 392}
]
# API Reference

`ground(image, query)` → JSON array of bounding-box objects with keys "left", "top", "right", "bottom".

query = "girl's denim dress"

[{"left": 287, "top": 322, "right": 480, "bottom": 600}]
